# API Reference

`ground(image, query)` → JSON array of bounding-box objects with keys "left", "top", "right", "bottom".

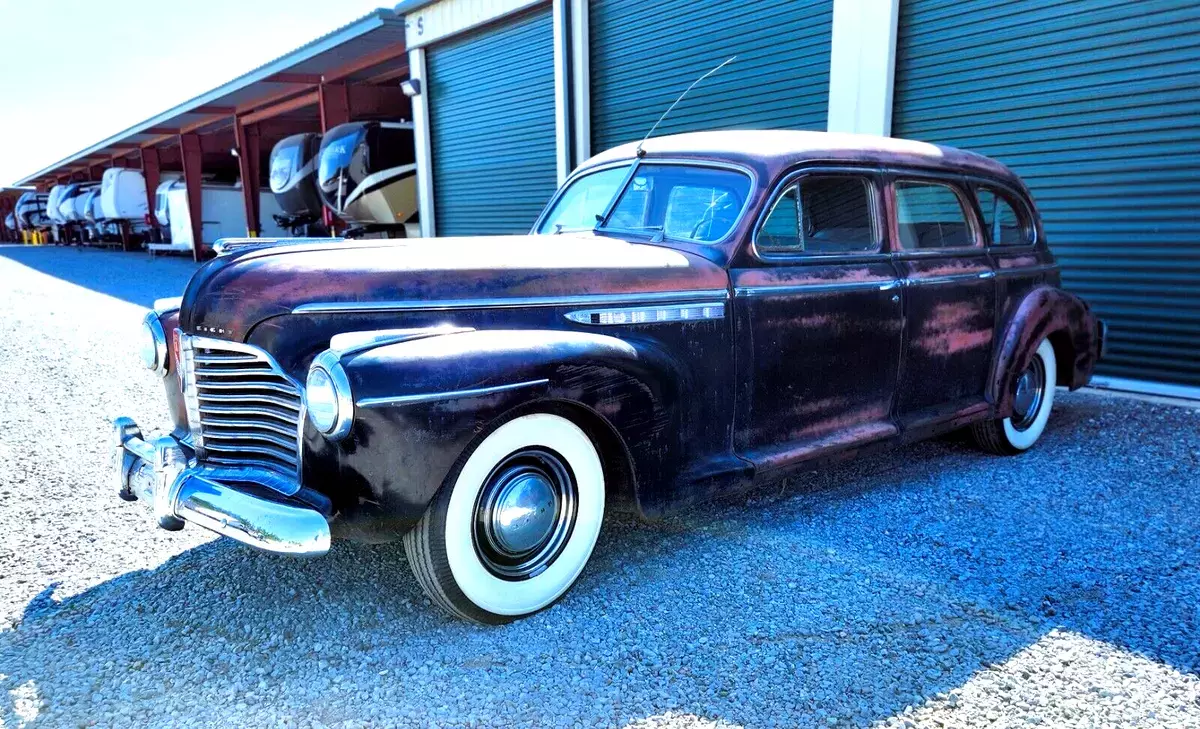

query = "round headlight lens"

[
  {"left": 140, "top": 317, "right": 163, "bottom": 371},
  {"left": 305, "top": 367, "right": 339, "bottom": 433}
]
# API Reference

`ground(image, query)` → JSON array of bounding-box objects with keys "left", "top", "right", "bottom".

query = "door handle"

[{"left": 979, "top": 271, "right": 996, "bottom": 280}]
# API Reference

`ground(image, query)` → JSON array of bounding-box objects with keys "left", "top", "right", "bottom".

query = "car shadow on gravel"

[
  {"left": 0, "top": 246, "right": 198, "bottom": 308},
  {"left": 1, "top": 391, "right": 1197, "bottom": 727}
]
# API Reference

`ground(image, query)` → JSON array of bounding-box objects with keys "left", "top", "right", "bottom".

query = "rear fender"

[{"left": 989, "top": 286, "right": 1100, "bottom": 415}]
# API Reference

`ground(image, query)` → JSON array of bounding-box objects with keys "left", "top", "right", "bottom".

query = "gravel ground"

[{"left": 1, "top": 245, "right": 1199, "bottom": 729}]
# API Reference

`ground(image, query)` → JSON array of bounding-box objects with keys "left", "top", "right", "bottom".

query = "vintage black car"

[{"left": 114, "top": 131, "right": 1104, "bottom": 623}]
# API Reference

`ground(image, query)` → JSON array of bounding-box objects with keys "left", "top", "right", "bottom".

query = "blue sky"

[{"left": 0, "top": 0, "right": 391, "bottom": 186}]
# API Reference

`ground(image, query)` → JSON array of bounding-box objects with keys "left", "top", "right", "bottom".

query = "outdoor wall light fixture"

[{"left": 400, "top": 79, "right": 422, "bottom": 98}]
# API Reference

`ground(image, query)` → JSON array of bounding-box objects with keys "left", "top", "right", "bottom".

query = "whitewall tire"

[
  {"left": 404, "top": 413, "right": 605, "bottom": 623},
  {"left": 971, "top": 338, "right": 1057, "bottom": 455}
]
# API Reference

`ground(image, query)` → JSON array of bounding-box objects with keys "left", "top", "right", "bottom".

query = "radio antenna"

[{"left": 636, "top": 56, "right": 737, "bottom": 158}]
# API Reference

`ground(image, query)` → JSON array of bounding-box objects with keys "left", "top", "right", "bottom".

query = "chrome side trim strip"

[
  {"left": 903, "top": 272, "right": 992, "bottom": 287},
  {"left": 734, "top": 280, "right": 898, "bottom": 297},
  {"left": 994, "top": 263, "right": 1058, "bottom": 278},
  {"left": 357, "top": 378, "right": 550, "bottom": 409},
  {"left": 328, "top": 325, "right": 474, "bottom": 358},
  {"left": 292, "top": 289, "right": 730, "bottom": 315},
  {"left": 565, "top": 301, "right": 725, "bottom": 325}
]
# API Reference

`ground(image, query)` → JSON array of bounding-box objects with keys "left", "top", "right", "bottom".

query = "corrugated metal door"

[
  {"left": 589, "top": 0, "right": 833, "bottom": 153},
  {"left": 893, "top": 0, "right": 1200, "bottom": 386},
  {"left": 427, "top": 7, "right": 557, "bottom": 236}
]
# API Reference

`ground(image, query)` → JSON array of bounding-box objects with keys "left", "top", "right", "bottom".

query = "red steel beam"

[
  {"left": 180, "top": 133, "right": 205, "bottom": 261},
  {"left": 323, "top": 44, "right": 409, "bottom": 84},
  {"left": 360, "top": 64, "right": 412, "bottom": 86},
  {"left": 319, "top": 83, "right": 351, "bottom": 131},
  {"left": 234, "top": 118, "right": 262, "bottom": 236},
  {"left": 239, "top": 90, "right": 320, "bottom": 126},
  {"left": 141, "top": 147, "right": 161, "bottom": 232},
  {"left": 193, "top": 105, "right": 236, "bottom": 114},
  {"left": 264, "top": 72, "right": 323, "bottom": 85},
  {"left": 348, "top": 84, "right": 411, "bottom": 119}
]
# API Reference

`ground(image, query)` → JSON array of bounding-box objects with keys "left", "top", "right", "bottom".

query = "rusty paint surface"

[{"left": 163, "top": 134, "right": 1103, "bottom": 532}]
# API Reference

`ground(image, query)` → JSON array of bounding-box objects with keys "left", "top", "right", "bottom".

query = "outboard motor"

[
  {"left": 269, "top": 132, "right": 327, "bottom": 237},
  {"left": 316, "top": 121, "right": 418, "bottom": 238}
]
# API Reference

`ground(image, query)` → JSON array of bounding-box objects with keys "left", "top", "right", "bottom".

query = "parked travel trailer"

[
  {"left": 153, "top": 174, "right": 183, "bottom": 230},
  {"left": 155, "top": 180, "right": 289, "bottom": 253},
  {"left": 99, "top": 168, "right": 150, "bottom": 223},
  {"left": 15, "top": 192, "right": 50, "bottom": 231},
  {"left": 269, "top": 132, "right": 327, "bottom": 237},
  {"left": 316, "top": 121, "right": 418, "bottom": 237},
  {"left": 46, "top": 185, "right": 69, "bottom": 226}
]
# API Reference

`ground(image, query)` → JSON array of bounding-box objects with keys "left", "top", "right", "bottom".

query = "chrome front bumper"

[{"left": 113, "top": 417, "right": 331, "bottom": 557}]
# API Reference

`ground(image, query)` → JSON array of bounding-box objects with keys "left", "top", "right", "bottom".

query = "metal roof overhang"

[{"left": 16, "top": 7, "right": 410, "bottom": 187}]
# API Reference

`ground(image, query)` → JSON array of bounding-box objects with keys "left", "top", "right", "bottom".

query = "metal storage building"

[{"left": 398, "top": 0, "right": 1200, "bottom": 394}]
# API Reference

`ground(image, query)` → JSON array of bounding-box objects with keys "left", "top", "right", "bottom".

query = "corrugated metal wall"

[
  {"left": 427, "top": 6, "right": 557, "bottom": 236},
  {"left": 894, "top": 0, "right": 1200, "bottom": 386},
  {"left": 589, "top": 0, "right": 834, "bottom": 153}
]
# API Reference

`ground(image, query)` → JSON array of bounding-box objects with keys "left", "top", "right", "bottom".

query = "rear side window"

[
  {"left": 757, "top": 175, "right": 877, "bottom": 254},
  {"left": 976, "top": 186, "right": 1030, "bottom": 246},
  {"left": 895, "top": 181, "right": 975, "bottom": 250}
]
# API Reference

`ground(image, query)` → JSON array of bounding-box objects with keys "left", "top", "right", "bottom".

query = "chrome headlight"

[
  {"left": 140, "top": 312, "right": 168, "bottom": 375},
  {"left": 305, "top": 352, "right": 353, "bottom": 440}
]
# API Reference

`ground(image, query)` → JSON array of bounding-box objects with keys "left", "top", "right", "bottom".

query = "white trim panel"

[
  {"left": 405, "top": 0, "right": 544, "bottom": 48},
  {"left": 552, "top": 0, "right": 571, "bottom": 184},
  {"left": 409, "top": 47, "right": 437, "bottom": 237},
  {"left": 569, "top": 0, "right": 590, "bottom": 165},
  {"left": 1089, "top": 376, "right": 1200, "bottom": 404},
  {"left": 827, "top": 0, "right": 900, "bottom": 136}
]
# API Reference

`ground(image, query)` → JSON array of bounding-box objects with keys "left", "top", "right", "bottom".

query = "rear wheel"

[
  {"left": 403, "top": 413, "right": 605, "bottom": 623},
  {"left": 970, "top": 338, "right": 1057, "bottom": 455}
]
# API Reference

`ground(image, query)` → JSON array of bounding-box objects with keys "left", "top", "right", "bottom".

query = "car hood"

[{"left": 180, "top": 234, "right": 729, "bottom": 339}]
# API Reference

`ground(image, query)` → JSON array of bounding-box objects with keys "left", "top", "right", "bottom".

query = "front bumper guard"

[{"left": 113, "top": 417, "right": 331, "bottom": 557}]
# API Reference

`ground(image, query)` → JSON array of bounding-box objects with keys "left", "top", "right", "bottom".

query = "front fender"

[
  {"left": 989, "top": 286, "right": 1100, "bottom": 415},
  {"left": 305, "top": 329, "right": 681, "bottom": 541}
]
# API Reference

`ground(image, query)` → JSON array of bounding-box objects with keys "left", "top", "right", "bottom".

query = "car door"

[
  {"left": 888, "top": 172, "right": 997, "bottom": 431},
  {"left": 731, "top": 167, "right": 904, "bottom": 472}
]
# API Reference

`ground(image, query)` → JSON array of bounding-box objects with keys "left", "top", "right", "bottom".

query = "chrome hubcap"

[
  {"left": 474, "top": 448, "right": 577, "bottom": 580},
  {"left": 1011, "top": 355, "right": 1046, "bottom": 431}
]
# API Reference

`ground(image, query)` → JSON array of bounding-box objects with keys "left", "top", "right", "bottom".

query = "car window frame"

[
  {"left": 533, "top": 158, "right": 758, "bottom": 249},
  {"left": 595, "top": 159, "right": 758, "bottom": 246},
  {"left": 531, "top": 160, "right": 635, "bottom": 235},
  {"left": 749, "top": 165, "right": 887, "bottom": 264},
  {"left": 965, "top": 178, "right": 1038, "bottom": 249},
  {"left": 886, "top": 170, "right": 984, "bottom": 256}
]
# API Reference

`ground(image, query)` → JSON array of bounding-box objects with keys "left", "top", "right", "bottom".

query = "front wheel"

[
  {"left": 403, "top": 413, "right": 605, "bottom": 623},
  {"left": 970, "top": 338, "right": 1058, "bottom": 455}
]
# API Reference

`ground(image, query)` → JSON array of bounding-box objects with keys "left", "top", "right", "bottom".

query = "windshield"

[
  {"left": 536, "top": 165, "right": 631, "bottom": 234},
  {"left": 538, "top": 163, "right": 752, "bottom": 244},
  {"left": 602, "top": 164, "right": 752, "bottom": 243}
]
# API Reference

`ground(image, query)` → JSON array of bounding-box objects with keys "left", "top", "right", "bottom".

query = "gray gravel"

[{"left": 2, "top": 245, "right": 1199, "bottom": 729}]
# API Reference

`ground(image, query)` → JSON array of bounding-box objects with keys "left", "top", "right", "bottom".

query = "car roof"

[{"left": 584, "top": 130, "right": 1022, "bottom": 187}]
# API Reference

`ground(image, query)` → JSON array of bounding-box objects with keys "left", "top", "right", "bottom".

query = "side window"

[
  {"left": 894, "top": 181, "right": 975, "bottom": 250},
  {"left": 976, "top": 186, "right": 1030, "bottom": 246},
  {"left": 758, "top": 175, "right": 876, "bottom": 254}
]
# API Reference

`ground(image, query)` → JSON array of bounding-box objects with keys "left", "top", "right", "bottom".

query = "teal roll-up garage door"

[
  {"left": 427, "top": 7, "right": 557, "bottom": 236},
  {"left": 893, "top": 0, "right": 1200, "bottom": 386},
  {"left": 589, "top": 0, "right": 833, "bottom": 153}
]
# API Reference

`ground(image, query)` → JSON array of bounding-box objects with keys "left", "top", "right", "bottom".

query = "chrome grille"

[{"left": 180, "top": 335, "right": 302, "bottom": 476}]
